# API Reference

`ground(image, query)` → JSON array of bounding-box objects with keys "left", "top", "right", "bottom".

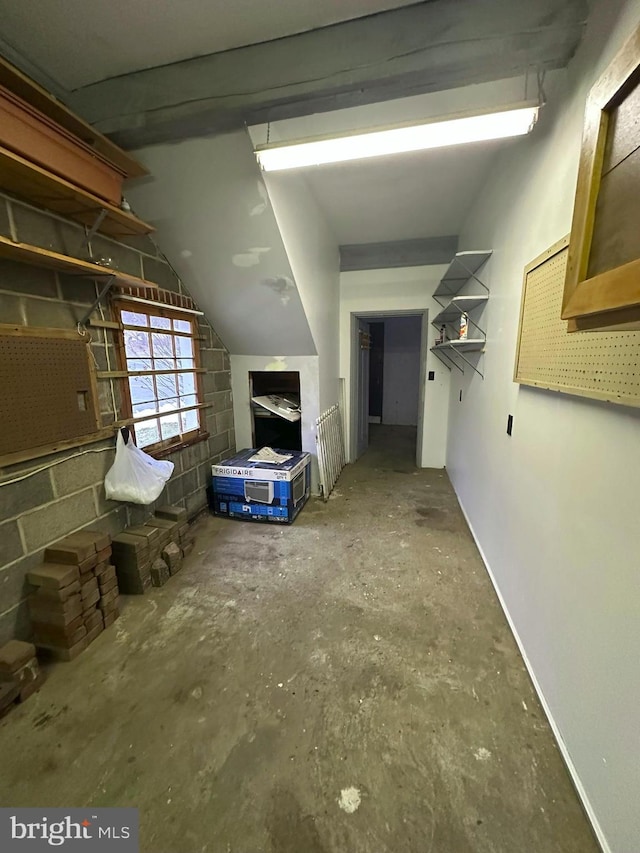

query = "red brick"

[
  {"left": 82, "top": 588, "right": 100, "bottom": 608},
  {"left": 103, "top": 609, "right": 120, "bottom": 628},
  {"left": 96, "top": 545, "right": 112, "bottom": 562},
  {"left": 33, "top": 579, "right": 81, "bottom": 603},
  {"left": 27, "top": 564, "right": 79, "bottom": 589},
  {"left": 81, "top": 576, "right": 98, "bottom": 595},
  {"left": 99, "top": 587, "right": 119, "bottom": 607},
  {"left": 97, "top": 565, "right": 116, "bottom": 586},
  {"left": 86, "top": 623, "right": 103, "bottom": 645},
  {"left": 0, "top": 640, "right": 36, "bottom": 674},
  {"left": 32, "top": 616, "right": 84, "bottom": 643},
  {"left": 44, "top": 538, "right": 94, "bottom": 564},
  {"left": 84, "top": 610, "right": 104, "bottom": 632},
  {"left": 28, "top": 597, "right": 83, "bottom": 627},
  {"left": 78, "top": 553, "right": 98, "bottom": 573},
  {"left": 98, "top": 576, "right": 118, "bottom": 596},
  {"left": 94, "top": 560, "right": 110, "bottom": 576}
]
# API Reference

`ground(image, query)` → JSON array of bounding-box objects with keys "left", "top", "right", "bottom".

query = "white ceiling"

[
  {"left": 0, "top": 0, "right": 419, "bottom": 90},
  {"left": 249, "top": 76, "right": 546, "bottom": 245},
  {"left": 295, "top": 141, "right": 509, "bottom": 244}
]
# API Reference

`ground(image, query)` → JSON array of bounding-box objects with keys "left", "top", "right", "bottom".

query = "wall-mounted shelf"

[
  {"left": 433, "top": 295, "right": 489, "bottom": 326},
  {"left": 433, "top": 250, "right": 492, "bottom": 299},
  {"left": 0, "top": 233, "right": 159, "bottom": 289},
  {"left": 0, "top": 145, "right": 153, "bottom": 237},
  {"left": 0, "top": 56, "right": 147, "bottom": 180},
  {"left": 431, "top": 250, "right": 492, "bottom": 378},
  {"left": 435, "top": 339, "right": 486, "bottom": 352}
]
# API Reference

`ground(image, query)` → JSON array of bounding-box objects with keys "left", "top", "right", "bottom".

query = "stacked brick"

[
  {"left": 156, "top": 505, "right": 195, "bottom": 557},
  {"left": 110, "top": 534, "right": 151, "bottom": 594},
  {"left": 110, "top": 506, "right": 195, "bottom": 591},
  {"left": 27, "top": 531, "right": 119, "bottom": 660},
  {"left": 0, "top": 640, "right": 45, "bottom": 717}
]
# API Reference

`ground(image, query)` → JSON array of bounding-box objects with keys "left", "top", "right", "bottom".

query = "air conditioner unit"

[
  {"left": 292, "top": 470, "right": 306, "bottom": 506},
  {"left": 244, "top": 480, "right": 274, "bottom": 504}
]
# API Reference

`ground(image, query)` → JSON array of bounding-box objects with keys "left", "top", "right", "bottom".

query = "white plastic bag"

[{"left": 104, "top": 431, "right": 174, "bottom": 505}]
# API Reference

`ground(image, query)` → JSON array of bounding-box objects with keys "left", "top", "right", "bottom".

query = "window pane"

[
  {"left": 124, "top": 330, "right": 150, "bottom": 358},
  {"left": 150, "top": 316, "right": 171, "bottom": 329},
  {"left": 151, "top": 332, "right": 173, "bottom": 358},
  {"left": 158, "top": 397, "right": 179, "bottom": 414},
  {"left": 134, "top": 418, "right": 160, "bottom": 448},
  {"left": 133, "top": 400, "right": 159, "bottom": 418},
  {"left": 156, "top": 375, "right": 177, "bottom": 399},
  {"left": 160, "top": 414, "right": 180, "bottom": 440},
  {"left": 177, "top": 372, "right": 196, "bottom": 395},
  {"left": 128, "top": 375, "right": 156, "bottom": 404},
  {"left": 181, "top": 409, "right": 199, "bottom": 433},
  {"left": 122, "top": 311, "right": 148, "bottom": 326},
  {"left": 175, "top": 335, "right": 194, "bottom": 357},
  {"left": 177, "top": 358, "right": 194, "bottom": 370},
  {"left": 174, "top": 319, "right": 191, "bottom": 333},
  {"left": 180, "top": 394, "right": 197, "bottom": 409},
  {"left": 154, "top": 358, "right": 177, "bottom": 371},
  {"left": 127, "top": 358, "right": 153, "bottom": 372}
]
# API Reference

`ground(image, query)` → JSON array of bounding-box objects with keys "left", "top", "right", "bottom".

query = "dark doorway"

[
  {"left": 249, "top": 371, "right": 302, "bottom": 451},
  {"left": 368, "top": 322, "right": 384, "bottom": 423}
]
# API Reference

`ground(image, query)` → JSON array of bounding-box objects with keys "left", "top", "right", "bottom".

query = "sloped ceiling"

[
  {"left": 0, "top": 0, "right": 587, "bottom": 149},
  {"left": 0, "top": 0, "right": 422, "bottom": 89}
]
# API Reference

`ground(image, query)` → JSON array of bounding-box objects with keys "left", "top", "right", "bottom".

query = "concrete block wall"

[{"left": 0, "top": 191, "right": 236, "bottom": 644}]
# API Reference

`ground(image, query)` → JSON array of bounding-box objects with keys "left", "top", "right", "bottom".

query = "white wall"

[
  {"left": 263, "top": 172, "right": 341, "bottom": 414},
  {"left": 382, "top": 316, "right": 422, "bottom": 426},
  {"left": 448, "top": 1, "right": 640, "bottom": 850},
  {"left": 340, "top": 266, "right": 450, "bottom": 468},
  {"left": 230, "top": 354, "right": 321, "bottom": 491},
  {"left": 128, "top": 129, "right": 316, "bottom": 356}
]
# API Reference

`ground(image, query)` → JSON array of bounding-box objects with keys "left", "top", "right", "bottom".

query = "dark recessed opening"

[{"left": 249, "top": 371, "right": 302, "bottom": 451}]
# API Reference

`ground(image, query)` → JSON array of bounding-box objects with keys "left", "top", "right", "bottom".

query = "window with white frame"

[{"left": 117, "top": 304, "right": 205, "bottom": 452}]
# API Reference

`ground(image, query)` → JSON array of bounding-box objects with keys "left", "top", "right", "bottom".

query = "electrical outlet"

[
  {"left": 507, "top": 414, "right": 513, "bottom": 436},
  {"left": 459, "top": 389, "right": 463, "bottom": 402},
  {"left": 428, "top": 370, "right": 435, "bottom": 381}
]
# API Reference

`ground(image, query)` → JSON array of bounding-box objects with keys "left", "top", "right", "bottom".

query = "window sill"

[{"left": 143, "top": 430, "right": 210, "bottom": 459}]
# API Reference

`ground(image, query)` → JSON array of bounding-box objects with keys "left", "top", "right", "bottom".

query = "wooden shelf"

[
  {"left": 433, "top": 295, "right": 489, "bottom": 326},
  {"left": 0, "top": 145, "right": 153, "bottom": 237},
  {"left": 0, "top": 234, "right": 158, "bottom": 289},
  {"left": 0, "top": 55, "right": 147, "bottom": 179},
  {"left": 433, "top": 250, "right": 492, "bottom": 298}
]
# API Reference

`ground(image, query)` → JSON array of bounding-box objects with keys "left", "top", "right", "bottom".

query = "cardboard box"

[{"left": 211, "top": 449, "right": 311, "bottom": 524}]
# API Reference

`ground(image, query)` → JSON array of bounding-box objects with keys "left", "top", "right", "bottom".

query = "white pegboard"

[{"left": 514, "top": 237, "right": 640, "bottom": 407}]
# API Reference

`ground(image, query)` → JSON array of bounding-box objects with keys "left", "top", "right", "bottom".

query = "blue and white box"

[{"left": 211, "top": 449, "right": 311, "bottom": 524}]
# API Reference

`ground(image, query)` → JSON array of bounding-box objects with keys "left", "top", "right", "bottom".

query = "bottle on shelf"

[{"left": 459, "top": 313, "right": 468, "bottom": 340}]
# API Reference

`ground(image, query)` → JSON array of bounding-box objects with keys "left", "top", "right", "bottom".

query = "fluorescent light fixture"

[{"left": 255, "top": 104, "right": 539, "bottom": 171}]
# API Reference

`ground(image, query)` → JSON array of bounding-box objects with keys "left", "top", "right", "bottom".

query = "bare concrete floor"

[{"left": 0, "top": 426, "right": 599, "bottom": 853}]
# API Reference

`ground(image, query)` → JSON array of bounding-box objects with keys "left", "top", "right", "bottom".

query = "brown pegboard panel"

[
  {"left": 514, "top": 236, "right": 640, "bottom": 407},
  {"left": 0, "top": 328, "right": 100, "bottom": 459}
]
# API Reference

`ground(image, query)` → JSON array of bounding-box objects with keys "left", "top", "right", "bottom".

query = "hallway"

[{"left": 0, "top": 440, "right": 597, "bottom": 853}]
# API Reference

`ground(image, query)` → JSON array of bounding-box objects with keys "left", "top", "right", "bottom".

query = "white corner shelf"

[
  {"left": 431, "top": 250, "right": 492, "bottom": 378},
  {"left": 433, "top": 250, "right": 492, "bottom": 299},
  {"left": 435, "top": 338, "right": 486, "bottom": 352},
  {"left": 433, "top": 295, "right": 489, "bottom": 326}
]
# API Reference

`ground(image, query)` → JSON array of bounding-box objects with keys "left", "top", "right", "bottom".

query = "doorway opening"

[
  {"left": 249, "top": 371, "right": 302, "bottom": 451},
  {"left": 351, "top": 311, "right": 427, "bottom": 468}
]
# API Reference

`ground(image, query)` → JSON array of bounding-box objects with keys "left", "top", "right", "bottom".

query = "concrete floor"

[{"left": 0, "top": 425, "right": 599, "bottom": 853}]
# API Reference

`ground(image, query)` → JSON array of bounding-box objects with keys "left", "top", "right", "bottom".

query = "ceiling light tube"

[{"left": 255, "top": 103, "right": 539, "bottom": 171}]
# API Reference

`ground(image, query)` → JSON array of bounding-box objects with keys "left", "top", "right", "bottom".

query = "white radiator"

[{"left": 316, "top": 404, "right": 346, "bottom": 500}]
